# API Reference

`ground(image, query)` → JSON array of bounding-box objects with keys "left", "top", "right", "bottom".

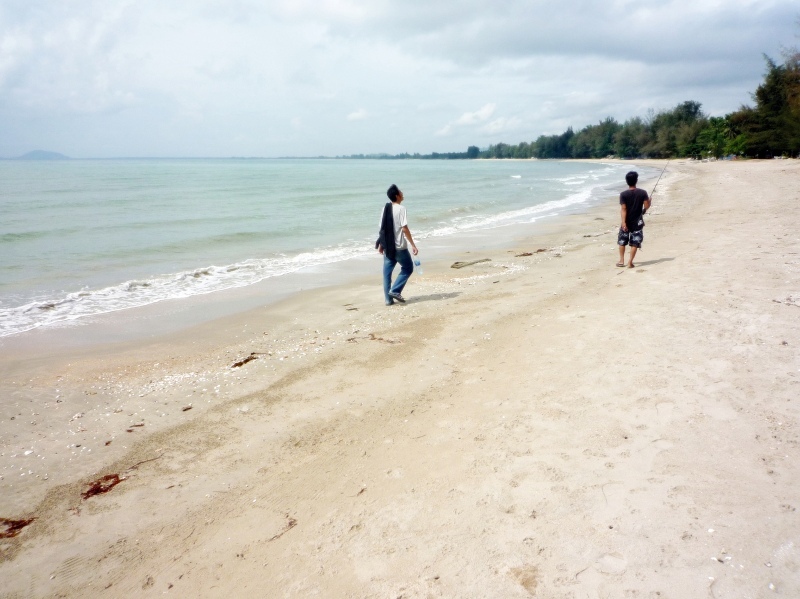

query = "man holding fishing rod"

[{"left": 617, "top": 170, "right": 652, "bottom": 268}]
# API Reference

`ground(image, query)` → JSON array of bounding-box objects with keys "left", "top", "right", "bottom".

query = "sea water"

[{"left": 0, "top": 158, "right": 650, "bottom": 337}]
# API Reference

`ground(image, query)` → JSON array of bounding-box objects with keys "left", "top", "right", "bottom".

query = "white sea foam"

[
  {"left": 425, "top": 187, "right": 594, "bottom": 237},
  {"left": 0, "top": 243, "right": 371, "bottom": 337}
]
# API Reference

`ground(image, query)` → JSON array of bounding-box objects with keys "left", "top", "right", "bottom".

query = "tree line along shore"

[{"left": 340, "top": 49, "right": 799, "bottom": 161}]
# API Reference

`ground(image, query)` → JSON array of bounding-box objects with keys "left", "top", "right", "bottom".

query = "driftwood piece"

[
  {"left": 367, "top": 333, "right": 400, "bottom": 344},
  {"left": 451, "top": 258, "right": 491, "bottom": 269},
  {"left": 231, "top": 352, "right": 263, "bottom": 368},
  {"left": 268, "top": 515, "right": 298, "bottom": 541}
]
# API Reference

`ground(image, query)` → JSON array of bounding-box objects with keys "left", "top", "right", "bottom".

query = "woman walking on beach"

[{"left": 376, "top": 184, "right": 418, "bottom": 305}]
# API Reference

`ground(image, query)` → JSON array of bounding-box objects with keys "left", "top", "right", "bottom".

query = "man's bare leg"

[
  {"left": 617, "top": 245, "right": 626, "bottom": 266},
  {"left": 628, "top": 246, "right": 638, "bottom": 268}
]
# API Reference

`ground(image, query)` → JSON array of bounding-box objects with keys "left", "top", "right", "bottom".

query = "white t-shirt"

[{"left": 378, "top": 202, "right": 408, "bottom": 250}]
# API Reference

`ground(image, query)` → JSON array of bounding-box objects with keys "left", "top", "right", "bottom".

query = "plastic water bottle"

[{"left": 414, "top": 258, "right": 423, "bottom": 275}]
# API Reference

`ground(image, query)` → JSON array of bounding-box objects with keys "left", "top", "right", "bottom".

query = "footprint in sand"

[
  {"left": 594, "top": 552, "right": 627, "bottom": 574},
  {"left": 653, "top": 439, "right": 674, "bottom": 450}
]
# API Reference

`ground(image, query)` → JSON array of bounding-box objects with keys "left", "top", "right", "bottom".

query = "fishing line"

[{"left": 650, "top": 160, "right": 669, "bottom": 198}]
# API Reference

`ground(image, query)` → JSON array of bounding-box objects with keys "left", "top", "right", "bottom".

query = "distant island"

[{"left": 15, "top": 150, "right": 70, "bottom": 160}]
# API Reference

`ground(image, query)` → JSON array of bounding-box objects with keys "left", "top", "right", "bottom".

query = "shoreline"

[
  {"left": 0, "top": 159, "right": 657, "bottom": 348},
  {"left": 2, "top": 159, "right": 798, "bottom": 597}
]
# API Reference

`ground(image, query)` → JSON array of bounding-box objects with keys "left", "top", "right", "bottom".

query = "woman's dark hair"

[
  {"left": 387, "top": 184, "right": 401, "bottom": 202},
  {"left": 625, "top": 171, "right": 639, "bottom": 186}
]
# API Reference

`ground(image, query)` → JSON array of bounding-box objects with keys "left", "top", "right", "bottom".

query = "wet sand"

[{"left": 1, "top": 159, "right": 799, "bottom": 598}]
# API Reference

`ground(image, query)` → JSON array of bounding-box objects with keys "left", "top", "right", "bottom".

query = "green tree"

[
  {"left": 642, "top": 101, "right": 706, "bottom": 157},
  {"left": 696, "top": 116, "right": 728, "bottom": 158},
  {"left": 614, "top": 117, "right": 648, "bottom": 157},
  {"left": 532, "top": 128, "right": 573, "bottom": 158},
  {"left": 748, "top": 52, "right": 800, "bottom": 156},
  {"left": 725, "top": 133, "right": 748, "bottom": 156}
]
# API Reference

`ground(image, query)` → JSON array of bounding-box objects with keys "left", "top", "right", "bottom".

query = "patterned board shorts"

[{"left": 618, "top": 227, "right": 644, "bottom": 248}]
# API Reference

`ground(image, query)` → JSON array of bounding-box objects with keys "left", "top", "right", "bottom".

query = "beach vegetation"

[
  {"left": 336, "top": 46, "right": 799, "bottom": 161},
  {"left": 498, "top": 101, "right": 710, "bottom": 160},
  {"left": 724, "top": 50, "right": 800, "bottom": 157},
  {"left": 479, "top": 47, "right": 799, "bottom": 161},
  {"left": 696, "top": 117, "right": 729, "bottom": 159}
]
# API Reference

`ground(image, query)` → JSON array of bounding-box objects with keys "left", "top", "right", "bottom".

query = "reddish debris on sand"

[
  {"left": 231, "top": 353, "right": 258, "bottom": 368},
  {"left": 0, "top": 517, "right": 36, "bottom": 538},
  {"left": 82, "top": 474, "right": 126, "bottom": 500},
  {"left": 268, "top": 515, "right": 298, "bottom": 542}
]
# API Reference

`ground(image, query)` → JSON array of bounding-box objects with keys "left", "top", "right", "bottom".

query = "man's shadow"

[
  {"left": 408, "top": 292, "right": 461, "bottom": 304},
  {"left": 635, "top": 257, "right": 675, "bottom": 267}
]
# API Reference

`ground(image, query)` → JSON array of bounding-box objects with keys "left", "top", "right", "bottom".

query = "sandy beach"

[{"left": 1, "top": 159, "right": 799, "bottom": 598}]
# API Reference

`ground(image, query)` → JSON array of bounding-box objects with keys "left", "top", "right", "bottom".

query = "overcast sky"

[{"left": 1, "top": 0, "right": 797, "bottom": 158}]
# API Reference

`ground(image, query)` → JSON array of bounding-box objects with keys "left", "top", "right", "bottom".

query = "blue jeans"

[{"left": 383, "top": 249, "right": 414, "bottom": 304}]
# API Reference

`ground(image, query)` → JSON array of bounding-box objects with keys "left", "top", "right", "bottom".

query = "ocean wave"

[
  {"left": 424, "top": 187, "right": 594, "bottom": 237},
  {"left": 0, "top": 229, "right": 81, "bottom": 243},
  {"left": 0, "top": 243, "right": 371, "bottom": 337}
]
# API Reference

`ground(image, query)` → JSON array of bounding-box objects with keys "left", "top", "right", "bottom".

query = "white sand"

[{"left": 1, "top": 159, "right": 799, "bottom": 598}]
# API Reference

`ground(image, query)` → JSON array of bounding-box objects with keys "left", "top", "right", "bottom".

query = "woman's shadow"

[{"left": 408, "top": 292, "right": 461, "bottom": 304}]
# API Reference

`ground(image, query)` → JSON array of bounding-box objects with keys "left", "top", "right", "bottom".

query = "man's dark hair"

[
  {"left": 387, "top": 184, "right": 401, "bottom": 202},
  {"left": 625, "top": 171, "right": 639, "bottom": 187}
]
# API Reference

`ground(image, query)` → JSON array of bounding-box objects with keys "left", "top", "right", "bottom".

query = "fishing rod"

[
  {"left": 641, "top": 160, "right": 668, "bottom": 224},
  {"left": 649, "top": 160, "right": 669, "bottom": 198},
  {"left": 630, "top": 160, "right": 668, "bottom": 253}
]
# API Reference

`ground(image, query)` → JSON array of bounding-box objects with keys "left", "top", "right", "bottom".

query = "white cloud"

[
  {"left": 346, "top": 108, "right": 368, "bottom": 121},
  {"left": 435, "top": 102, "right": 497, "bottom": 136},
  {"left": 482, "top": 116, "right": 522, "bottom": 135},
  {"left": 455, "top": 103, "right": 495, "bottom": 125},
  {"left": 435, "top": 124, "right": 453, "bottom": 137},
  {"left": 436, "top": 103, "right": 512, "bottom": 139}
]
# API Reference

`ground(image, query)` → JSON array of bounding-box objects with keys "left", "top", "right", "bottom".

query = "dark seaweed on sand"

[{"left": 0, "top": 517, "right": 36, "bottom": 538}]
